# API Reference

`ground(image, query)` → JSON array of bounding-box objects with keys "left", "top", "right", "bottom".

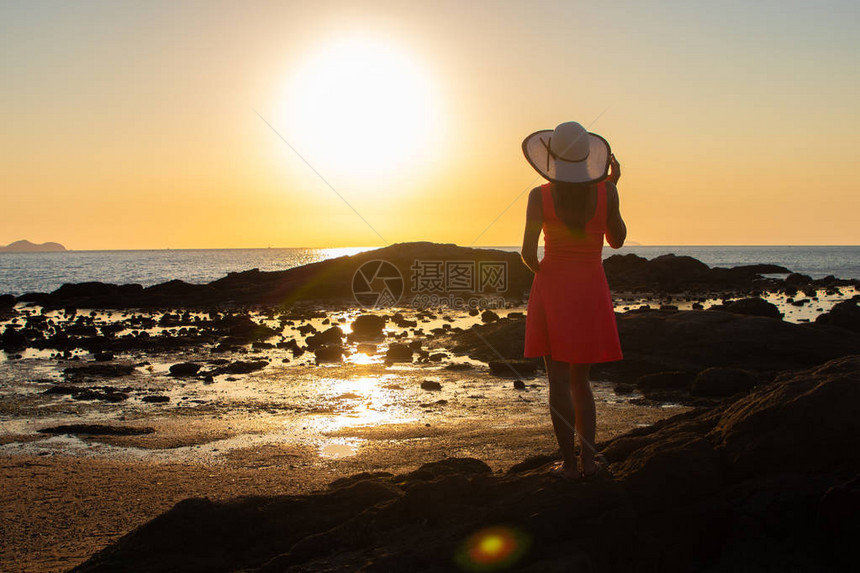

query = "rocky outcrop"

[
  {"left": 8, "top": 243, "right": 824, "bottom": 309},
  {"left": 38, "top": 424, "right": 154, "bottom": 436},
  {"left": 602, "top": 253, "right": 791, "bottom": 293},
  {"left": 12, "top": 242, "right": 532, "bottom": 309},
  {"left": 442, "top": 309, "right": 860, "bottom": 399},
  {"left": 816, "top": 298, "right": 860, "bottom": 333},
  {"left": 71, "top": 356, "right": 860, "bottom": 573},
  {"left": 719, "top": 297, "right": 783, "bottom": 319}
]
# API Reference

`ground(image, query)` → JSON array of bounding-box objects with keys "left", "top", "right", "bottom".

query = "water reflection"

[
  {"left": 310, "top": 375, "right": 417, "bottom": 432},
  {"left": 319, "top": 439, "right": 360, "bottom": 458}
]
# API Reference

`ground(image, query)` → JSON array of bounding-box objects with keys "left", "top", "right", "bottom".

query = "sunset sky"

[{"left": 1, "top": 0, "right": 858, "bottom": 250}]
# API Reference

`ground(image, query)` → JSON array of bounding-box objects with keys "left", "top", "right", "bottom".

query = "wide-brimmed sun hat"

[{"left": 522, "top": 121, "right": 611, "bottom": 184}]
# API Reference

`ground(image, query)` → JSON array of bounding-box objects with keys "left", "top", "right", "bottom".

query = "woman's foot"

[
  {"left": 549, "top": 461, "right": 579, "bottom": 482},
  {"left": 579, "top": 456, "right": 609, "bottom": 481}
]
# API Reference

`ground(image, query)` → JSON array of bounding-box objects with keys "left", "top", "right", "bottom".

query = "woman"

[{"left": 520, "top": 121, "right": 626, "bottom": 481}]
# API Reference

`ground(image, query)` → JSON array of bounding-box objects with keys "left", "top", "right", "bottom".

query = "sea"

[{"left": 0, "top": 245, "right": 858, "bottom": 296}]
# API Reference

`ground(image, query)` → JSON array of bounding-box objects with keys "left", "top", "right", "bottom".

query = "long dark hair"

[{"left": 551, "top": 181, "right": 597, "bottom": 235}]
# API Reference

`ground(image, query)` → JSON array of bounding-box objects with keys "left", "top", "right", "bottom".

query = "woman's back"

[{"left": 541, "top": 182, "right": 607, "bottom": 264}]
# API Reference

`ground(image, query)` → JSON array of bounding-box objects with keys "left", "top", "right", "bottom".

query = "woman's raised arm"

[{"left": 605, "top": 180, "right": 626, "bottom": 249}]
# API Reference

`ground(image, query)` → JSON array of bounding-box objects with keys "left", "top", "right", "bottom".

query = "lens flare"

[{"left": 455, "top": 525, "right": 530, "bottom": 571}]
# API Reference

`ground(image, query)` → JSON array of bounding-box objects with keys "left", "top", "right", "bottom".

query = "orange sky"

[{"left": 1, "top": 1, "right": 858, "bottom": 250}]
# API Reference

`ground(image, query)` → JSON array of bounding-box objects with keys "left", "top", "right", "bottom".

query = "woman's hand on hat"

[{"left": 608, "top": 154, "right": 621, "bottom": 185}]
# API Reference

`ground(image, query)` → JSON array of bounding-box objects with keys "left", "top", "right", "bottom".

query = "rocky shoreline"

[
  {"left": 1, "top": 241, "right": 859, "bottom": 571},
  {"left": 71, "top": 356, "right": 860, "bottom": 573},
  {"left": 2, "top": 242, "right": 856, "bottom": 311}
]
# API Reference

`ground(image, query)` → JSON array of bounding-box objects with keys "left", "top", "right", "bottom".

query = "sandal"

[
  {"left": 549, "top": 461, "right": 579, "bottom": 482},
  {"left": 579, "top": 456, "right": 610, "bottom": 482}
]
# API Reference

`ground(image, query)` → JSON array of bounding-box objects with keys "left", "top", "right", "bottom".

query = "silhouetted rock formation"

[
  {"left": 0, "top": 239, "right": 66, "bottom": 252},
  {"left": 444, "top": 308, "right": 860, "bottom": 401},
  {"left": 71, "top": 355, "right": 860, "bottom": 572},
  {"left": 816, "top": 298, "right": 860, "bottom": 333},
  {"left": 602, "top": 253, "right": 792, "bottom": 293},
  {"left": 6, "top": 242, "right": 822, "bottom": 309}
]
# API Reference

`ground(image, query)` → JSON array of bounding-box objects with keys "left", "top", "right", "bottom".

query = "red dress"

[{"left": 524, "top": 182, "right": 623, "bottom": 363}]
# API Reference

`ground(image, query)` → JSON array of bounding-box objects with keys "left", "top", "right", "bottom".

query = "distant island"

[{"left": 0, "top": 240, "right": 67, "bottom": 253}]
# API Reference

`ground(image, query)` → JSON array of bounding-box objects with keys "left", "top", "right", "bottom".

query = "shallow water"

[
  {"left": 1, "top": 286, "right": 854, "bottom": 464},
  {"left": 0, "top": 306, "right": 652, "bottom": 464}
]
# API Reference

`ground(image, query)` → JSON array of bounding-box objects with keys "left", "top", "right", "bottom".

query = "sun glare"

[{"left": 280, "top": 36, "right": 444, "bottom": 185}]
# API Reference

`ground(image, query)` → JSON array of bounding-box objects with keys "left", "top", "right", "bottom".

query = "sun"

[{"left": 279, "top": 36, "right": 444, "bottom": 185}]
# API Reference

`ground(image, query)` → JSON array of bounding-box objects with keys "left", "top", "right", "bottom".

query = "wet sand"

[{"left": 1, "top": 394, "right": 682, "bottom": 572}]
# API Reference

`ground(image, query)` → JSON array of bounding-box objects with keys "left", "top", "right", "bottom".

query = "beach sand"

[{"left": 0, "top": 396, "right": 683, "bottom": 572}]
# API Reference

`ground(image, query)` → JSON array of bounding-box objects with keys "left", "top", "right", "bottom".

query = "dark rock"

[
  {"left": 1, "top": 326, "right": 27, "bottom": 351},
  {"left": 212, "top": 360, "right": 269, "bottom": 375},
  {"left": 391, "top": 313, "right": 418, "bottom": 328},
  {"left": 43, "top": 385, "right": 79, "bottom": 396},
  {"left": 506, "top": 453, "right": 557, "bottom": 474},
  {"left": 305, "top": 326, "right": 344, "bottom": 349},
  {"left": 72, "top": 388, "right": 129, "bottom": 402},
  {"left": 785, "top": 272, "right": 813, "bottom": 287},
  {"left": 513, "top": 379, "right": 526, "bottom": 390},
  {"left": 690, "top": 367, "right": 759, "bottom": 397},
  {"left": 51, "top": 282, "right": 133, "bottom": 299},
  {"left": 614, "top": 383, "right": 636, "bottom": 395},
  {"left": 488, "top": 358, "right": 539, "bottom": 377},
  {"left": 92, "top": 351, "right": 114, "bottom": 362},
  {"left": 142, "top": 395, "right": 170, "bottom": 403},
  {"left": 38, "top": 424, "right": 154, "bottom": 436},
  {"left": 420, "top": 379, "right": 442, "bottom": 391},
  {"left": 816, "top": 299, "right": 860, "bottom": 333},
  {"left": 440, "top": 318, "right": 525, "bottom": 363},
  {"left": 0, "top": 294, "right": 15, "bottom": 308},
  {"left": 169, "top": 362, "right": 201, "bottom": 377},
  {"left": 214, "top": 316, "right": 278, "bottom": 342},
  {"left": 722, "top": 297, "right": 782, "bottom": 319},
  {"left": 314, "top": 345, "right": 344, "bottom": 364},
  {"left": 63, "top": 363, "right": 136, "bottom": 378},
  {"left": 143, "top": 280, "right": 200, "bottom": 297},
  {"left": 444, "top": 363, "right": 472, "bottom": 371},
  {"left": 636, "top": 371, "right": 694, "bottom": 392},
  {"left": 385, "top": 343, "right": 413, "bottom": 363},
  {"left": 481, "top": 310, "right": 500, "bottom": 323},
  {"left": 604, "top": 253, "right": 792, "bottom": 294},
  {"left": 277, "top": 339, "right": 305, "bottom": 356},
  {"left": 349, "top": 315, "right": 386, "bottom": 340},
  {"left": 715, "top": 356, "right": 860, "bottom": 479}
]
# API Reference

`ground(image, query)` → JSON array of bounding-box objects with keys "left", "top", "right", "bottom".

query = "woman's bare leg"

[
  {"left": 545, "top": 356, "right": 577, "bottom": 477},
  {"left": 570, "top": 363, "right": 597, "bottom": 475}
]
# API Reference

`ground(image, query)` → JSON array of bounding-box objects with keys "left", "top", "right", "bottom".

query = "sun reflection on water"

[{"left": 309, "top": 375, "right": 418, "bottom": 432}]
